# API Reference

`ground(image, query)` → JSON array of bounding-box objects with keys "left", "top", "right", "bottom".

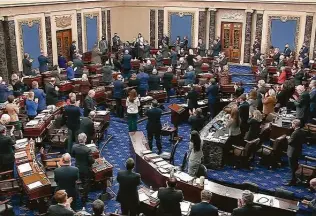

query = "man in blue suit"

[
  {"left": 121, "top": 50, "right": 132, "bottom": 79},
  {"left": 283, "top": 44, "right": 291, "bottom": 57},
  {"left": 38, "top": 51, "right": 49, "bottom": 73},
  {"left": 32, "top": 81, "right": 46, "bottom": 113},
  {"left": 206, "top": 79, "right": 219, "bottom": 118},
  {"left": 0, "top": 77, "right": 9, "bottom": 103},
  {"left": 299, "top": 43, "right": 309, "bottom": 58},
  {"left": 184, "top": 66, "right": 196, "bottom": 85},
  {"left": 113, "top": 75, "right": 125, "bottom": 118},
  {"left": 189, "top": 190, "right": 218, "bottom": 216},
  {"left": 137, "top": 68, "right": 149, "bottom": 97}
]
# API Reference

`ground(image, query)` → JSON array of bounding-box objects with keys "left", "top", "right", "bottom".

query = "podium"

[{"left": 168, "top": 104, "right": 188, "bottom": 126}]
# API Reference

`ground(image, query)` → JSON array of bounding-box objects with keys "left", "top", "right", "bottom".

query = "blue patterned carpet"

[{"left": 229, "top": 64, "right": 255, "bottom": 93}]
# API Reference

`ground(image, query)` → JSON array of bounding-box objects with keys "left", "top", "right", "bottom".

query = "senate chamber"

[{"left": 1, "top": 0, "right": 316, "bottom": 215}]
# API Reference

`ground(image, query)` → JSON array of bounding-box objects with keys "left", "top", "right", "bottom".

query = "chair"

[
  {"left": 275, "top": 188, "right": 294, "bottom": 200},
  {"left": 160, "top": 140, "right": 180, "bottom": 165},
  {"left": 259, "top": 123, "right": 271, "bottom": 147},
  {"left": 257, "top": 135, "right": 287, "bottom": 168},
  {"left": 39, "top": 147, "right": 61, "bottom": 171},
  {"left": 242, "top": 181, "right": 259, "bottom": 193},
  {"left": 195, "top": 164, "right": 207, "bottom": 178},
  {"left": 231, "top": 138, "right": 260, "bottom": 168},
  {"left": 0, "top": 170, "right": 22, "bottom": 204},
  {"left": 304, "top": 123, "right": 316, "bottom": 144},
  {"left": 295, "top": 156, "right": 316, "bottom": 186},
  {"left": 0, "top": 200, "right": 14, "bottom": 216},
  {"left": 47, "top": 121, "right": 68, "bottom": 148}
]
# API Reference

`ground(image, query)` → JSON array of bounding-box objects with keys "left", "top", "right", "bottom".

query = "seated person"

[
  {"left": 232, "top": 190, "right": 262, "bottom": 215},
  {"left": 189, "top": 190, "right": 218, "bottom": 216},
  {"left": 302, "top": 178, "right": 316, "bottom": 214}
]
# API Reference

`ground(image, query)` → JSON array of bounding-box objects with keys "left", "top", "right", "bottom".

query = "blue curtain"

[
  {"left": 170, "top": 14, "right": 192, "bottom": 47},
  {"left": 271, "top": 19, "right": 297, "bottom": 51},
  {"left": 22, "top": 23, "right": 41, "bottom": 68},
  {"left": 86, "top": 16, "right": 98, "bottom": 51}
]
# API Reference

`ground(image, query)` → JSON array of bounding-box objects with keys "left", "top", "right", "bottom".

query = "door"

[
  {"left": 56, "top": 29, "right": 72, "bottom": 61},
  {"left": 221, "top": 22, "right": 242, "bottom": 63}
]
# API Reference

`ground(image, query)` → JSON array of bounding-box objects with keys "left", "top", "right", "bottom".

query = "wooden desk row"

[{"left": 129, "top": 130, "right": 298, "bottom": 215}]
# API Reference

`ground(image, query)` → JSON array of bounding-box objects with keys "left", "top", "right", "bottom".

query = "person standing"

[
  {"left": 0, "top": 125, "right": 15, "bottom": 172},
  {"left": 126, "top": 89, "right": 140, "bottom": 132},
  {"left": 206, "top": 79, "right": 219, "bottom": 119},
  {"left": 122, "top": 50, "right": 132, "bottom": 79},
  {"left": 158, "top": 177, "right": 183, "bottom": 216},
  {"left": 112, "top": 33, "right": 121, "bottom": 52},
  {"left": 54, "top": 153, "right": 79, "bottom": 210},
  {"left": 162, "top": 67, "right": 174, "bottom": 103},
  {"left": 148, "top": 69, "right": 161, "bottom": 91},
  {"left": 188, "top": 130, "right": 203, "bottom": 176},
  {"left": 45, "top": 78, "right": 59, "bottom": 106},
  {"left": 238, "top": 94, "right": 250, "bottom": 138},
  {"left": 232, "top": 190, "right": 262, "bottom": 216},
  {"left": 117, "top": 158, "right": 141, "bottom": 216},
  {"left": 47, "top": 190, "right": 75, "bottom": 216},
  {"left": 70, "top": 41, "right": 77, "bottom": 61},
  {"left": 245, "top": 110, "right": 262, "bottom": 141},
  {"left": 99, "top": 36, "right": 108, "bottom": 65},
  {"left": 102, "top": 57, "right": 113, "bottom": 85},
  {"left": 78, "top": 111, "right": 95, "bottom": 144},
  {"left": 113, "top": 75, "right": 125, "bottom": 118},
  {"left": 188, "top": 108, "right": 205, "bottom": 132},
  {"left": 136, "top": 68, "right": 149, "bottom": 97},
  {"left": 73, "top": 54, "right": 84, "bottom": 78},
  {"left": 285, "top": 119, "right": 305, "bottom": 186},
  {"left": 38, "top": 51, "right": 49, "bottom": 73},
  {"left": 0, "top": 77, "right": 9, "bottom": 103},
  {"left": 262, "top": 88, "right": 277, "bottom": 116},
  {"left": 309, "top": 80, "right": 316, "bottom": 121},
  {"left": 189, "top": 190, "right": 218, "bottom": 216},
  {"left": 145, "top": 100, "right": 162, "bottom": 154},
  {"left": 292, "top": 85, "right": 310, "bottom": 126},
  {"left": 187, "top": 85, "right": 198, "bottom": 111},
  {"left": 72, "top": 133, "right": 95, "bottom": 204},
  {"left": 66, "top": 61, "right": 75, "bottom": 80},
  {"left": 197, "top": 39, "right": 206, "bottom": 57},
  {"left": 5, "top": 95, "right": 21, "bottom": 130},
  {"left": 25, "top": 91, "right": 38, "bottom": 120},
  {"left": 256, "top": 80, "right": 267, "bottom": 112},
  {"left": 22, "top": 53, "right": 33, "bottom": 76},
  {"left": 83, "top": 90, "right": 96, "bottom": 117}
]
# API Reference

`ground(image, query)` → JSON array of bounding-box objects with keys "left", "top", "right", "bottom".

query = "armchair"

[
  {"left": 295, "top": 156, "right": 316, "bottom": 186},
  {"left": 231, "top": 138, "right": 260, "bottom": 169}
]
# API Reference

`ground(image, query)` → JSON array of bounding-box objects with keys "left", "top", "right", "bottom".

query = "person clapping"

[{"left": 25, "top": 91, "right": 38, "bottom": 120}]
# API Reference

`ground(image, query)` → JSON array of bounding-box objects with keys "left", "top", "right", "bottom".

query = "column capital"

[
  {"left": 208, "top": 8, "right": 217, "bottom": 12},
  {"left": 44, "top": 13, "right": 51, "bottom": 17},
  {"left": 101, "top": 8, "right": 107, "bottom": 11},
  {"left": 256, "top": 10, "right": 264, "bottom": 14},
  {"left": 245, "top": 9, "right": 254, "bottom": 13},
  {"left": 0, "top": 17, "right": 4, "bottom": 21},
  {"left": 306, "top": 12, "right": 314, "bottom": 16},
  {"left": 76, "top": 9, "right": 82, "bottom": 13}
]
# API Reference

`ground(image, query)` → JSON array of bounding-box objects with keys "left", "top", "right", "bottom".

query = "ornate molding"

[
  {"left": 208, "top": 8, "right": 217, "bottom": 12},
  {"left": 55, "top": 15, "right": 72, "bottom": 28},
  {"left": 256, "top": 10, "right": 264, "bottom": 14},
  {"left": 245, "top": 9, "right": 254, "bottom": 13},
  {"left": 221, "top": 10, "right": 244, "bottom": 21},
  {"left": 83, "top": 12, "right": 99, "bottom": 19}
]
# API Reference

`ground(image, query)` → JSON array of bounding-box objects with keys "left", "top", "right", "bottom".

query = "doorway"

[
  {"left": 56, "top": 29, "right": 72, "bottom": 61},
  {"left": 221, "top": 22, "right": 242, "bottom": 63}
]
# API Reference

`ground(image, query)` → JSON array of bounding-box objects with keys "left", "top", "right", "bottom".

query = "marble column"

[
  {"left": 3, "top": 19, "right": 18, "bottom": 74},
  {"left": 106, "top": 10, "right": 111, "bottom": 51},
  {"left": 208, "top": 8, "right": 216, "bottom": 49},
  {"left": 158, "top": 9, "right": 164, "bottom": 44},
  {"left": 255, "top": 11, "right": 264, "bottom": 44},
  {"left": 0, "top": 19, "right": 8, "bottom": 81},
  {"left": 244, "top": 10, "right": 253, "bottom": 64},
  {"left": 304, "top": 14, "right": 314, "bottom": 48},
  {"left": 198, "top": 9, "right": 207, "bottom": 43},
  {"left": 150, "top": 10, "right": 156, "bottom": 47},
  {"left": 45, "top": 15, "right": 53, "bottom": 68},
  {"left": 101, "top": 10, "right": 106, "bottom": 38},
  {"left": 77, "top": 12, "right": 83, "bottom": 53}
]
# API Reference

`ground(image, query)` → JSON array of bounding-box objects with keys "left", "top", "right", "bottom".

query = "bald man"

[
  {"left": 302, "top": 178, "right": 316, "bottom": 213},
  {"left": 54, "top": 153, "right": 79, "bottom": 210}
]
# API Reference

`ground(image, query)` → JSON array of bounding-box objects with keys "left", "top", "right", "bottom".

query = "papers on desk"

[
  {"left": 26, "top": 120, "right": 39, "bottom": 126},
  {"left": 27, "top": 181, "right": 43, "bottom": 190},
  {"left": 16, "top": 138, "right": 28, "bottom": 144},
  {"left": 139, "top": 193, "right": 149, "bottom": 202},
  {"left": 140, "top": 96, "right": 153, "bottom": 101},
  {"left": 197, "top": 100, "right": 207, "bottom": 105},
  {"left": 96, "top": 110, "right": 109, "bottom": 115},
  {"left": 18, "top": 163, "right": 32, "bottom": 173},
  {"left": 150, "top": 191, "right": 158, "bottom": 199},
  {"left": 15, "top": 151, "right": 27, "bottom": 159},
  {"left": 179, "top": 104, "right": 188, "bottom": 108},
  {"left": 35, "top": 114, "right": 46, "bottom": 119},
  {"left": 156, "top": 160, "right": 169, "bottom": 167},
  {"left": 180, "top": 201, "right": 191, "bottom": 214},
  {"left": 86, "top": 143, "right": 97, "bottom": 148},
  {"left": 174, "top": 172, "right": 194, "bottom": 182}
]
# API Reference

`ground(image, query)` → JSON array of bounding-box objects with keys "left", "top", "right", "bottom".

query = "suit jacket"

[
  {"left": 116, "top": 170, "right": 141, "bottom": 205},
  {"left": 122, "top": 54, "right": 132, "bottom": 70},
  {"left": 184, "top": 71, "right": 196, "bottom": 85},
  {"left": 113, "top": 80, "right": 124, "bottom": 99},
  {"left": 295, "top": 91, "right": 310, "bottom": 119},
  {"left": 58, "top": 55, "right": 67, "bottom": 69},
  {"left": 300, "top": 46, "right": 309, "bottom": 58},
  {"left": 38, "top": 55, "right": 49, "bottom": 73},
  {"left": 73, "top": 58, "right": 84, "bottom": 76},
  {"left": 294, "top": 70, "right": 305, "bottom": 86},
  {"left": 284, "top": 47, "right": 291, "bottom": 57},
  {"left": 54, "top": 166, "right": 79, "bottom": 198},
  {"left": 72, "top": 144, "right": 95, "bottom": 174},
  {"left": 276, "top": 90, "right": 288, "bottom": 108},
  {"left": 143, "top": 45, "right": 150, "bottom": 59},
  {"left": 212, "top": 42, "right": 221, "bottom": 56},
  {"left": 83, "top": 96, "right": 96, "bottom": 117},
  {"left": 232, "top": 204, "right": 262, "bottom": 216},
  {"left": 189, "top": 202, "right": 218, "bottom": 216},
  {"left": 0, "top": 134, "right": 15, "bottom": 165},
  {"left": 207, "top": 84, "right": 219, "bottom": 104},
  {"left": 188, "top": 115, "right": 205, "bottom": 132},
  {"left": 302, "top": 56, "right": 310, "bottom": 69},
  {"left": 137, "top": 72, "right": 149, "bottom": 91},
  {"left": 157, "top": 187, "right": 183, "bottom": 216},
  {"left": 22, "top": 58, "right": 33, "bottom": 75},
  {"left": 163, "top": 72, "right": 174, "bottom": 89},
  {"left": 78, "top": 117, "right": 94, "bottom": 141},
  {"left": 70, "top": 44, "right": 76, "bottom": 60},
  {"left": 310, "top": 88, "right": 316, "bottom": 112},
  {"left": 0, "top": 83, "right": 9, "bottom": 103},
  {"left": 64, "top": 104, "right": 81, "bottom": 131},
  {"left": 148, "top": 74, "right": 161, "bottom": 91},
  {"left": 287, "top": 128, "right": 305, "bottom": 158},
  {"left": 99, "top": 39, "right": 108, "bottom": 53},
  {"left": 144, "top": 64, "right": 154, "bottom": 74},
  {"left": 32, "top": 88, "right": 46, "bottom": 111},
  {"left": 102, "top": 65, "right": 113, "bottom": 83},
  {"left": 187, "top": 90, "right": 198, "bottom": 109},
  {"left": 245, "top": 118, "right": 261, "bottom": 141},
  {"left": 145, "top": 107, "right": 162, "bottom": 131},
  {"left": 47, "top": 204, "right": 75, "bottom": 216},
  {"left": 273, "top": 52, "right": 280, "bottom": 64},
  {"left": 66, "top": 66, "right": 75, "bottom": 80},
  {"left": 45, "top": 83, "right": 59, "bottom": 106},
  {"left": 170, "top": 51, "right": 178, "bottom": 65},
  {"left": 239, "top": 101, "right": 250, "bottom": 123}
]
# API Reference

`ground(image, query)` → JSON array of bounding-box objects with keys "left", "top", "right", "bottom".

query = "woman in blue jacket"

[
  {"left": 66, "top": 61, "right": 75, "bottom": 80},
  {"left": 25, "top": 91, "right": 38, "bottom": 120},
  {"left": 32, "top": 81, "right": 46, "bottom": 113}
]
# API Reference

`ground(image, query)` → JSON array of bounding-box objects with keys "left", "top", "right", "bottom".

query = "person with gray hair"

[
  {"left": 184, "top": 66, "right": 196, "bottom": 85},
  {"left": 83, "top": 90, "right": 96, "bottom": 117},
  {"left": 189, "top": 190, "right": 218, "bottom": 216},
  {"left": 285, "top": 119, "right": 305, "bottom": 186},
  {"left": 72, "top": 133, "right": 95, "bottom": 204},
  {"left": 78, "top": 111, "right": 95, "bottom": 144},
  {"left": 92, "top": 199, "right": 105, "bottom": 216},
  {"left": 148, "top": 68, "right": 161, "bottom": 91},
  {"left": 144, "top": 59, "right": 154, "bottom": 74},
  {"left": 22, "top": 52, "right": 33, "bottom": 76},
  {"left": 232, "top": 190, "right": 262, "bottom": 216},
  {"left": 46, "top": 77, "right": 59, "bottom": 106},
  {"left": 122, "top": 49, "right": 132, "bottom": 79},
  {"left": 291, "top": 85, "right": 310, "bottom": 126},
  {"left": 302, "top": 178, "right": 316, "bottom": 213},
  {"left": 0, "top": 114, "right": 10, "bottom": 126}
]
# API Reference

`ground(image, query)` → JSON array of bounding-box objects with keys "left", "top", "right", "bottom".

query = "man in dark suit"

[
  {"left": 145, "top": 100, "right": 163, "bottom": 154},
  {"left": 158, "top": 177, "right": 183, "bottom": 216},
  {"left": 148, "top": 69, "right": 161, "bottom": 91},
  {"left": 0, "top": 77, "right": 9, "bottom": 103},
  {"left": 252, "top": 39, "right": 260, "bottom": 53},
  {"left": 302, "top": 178, "right": 316, "bottom": 213},
  {"left": 293, "top": 85, "right": 310, "bottom": 126},
  {"left": 54, "top": 153, "right": 79, "bottom": 210},
  {"left": 63, "top": 97, "right": 81, "bottom": 153},
  {"left": 92, "top": 199, "right": 105, "bottom": 216},
  {"left": 38, "top": 51, "right": 49, "bottom": 73},
  {"left": 113, "top": 75, "right": 125, "bottom": 118},
  {"left": 232, "top": 190, "right": 262, "bottom": 216},
  {"left": 144, "top": 59, "right": 154, "bottom": 74},
  {"left": 48, "top": 190, "right": 75, "bottom": 216},
  {"left": 78, "top": 111, "right": 95, "bottom": 144},
  {"left": 285, "top": 119, "right": 305, "bottom": 186},
  {"left": 83, "top": 90, "right": 96, "bottom": 117},
  {"left": 283, "top": 43, "right": 291, "bottom": 57},
  {"left": 238, "top": 94, "right": 250, "bottom": 138},
  {"left": 70, "top": 41, "right": 77, "bottom": 61},
  {"left": 72, "top": 133, "right": 95, "bottom": 203},
  {"left": 299, "top": 43, "right": 308, "bottom": 58},
  {"left": 309, "top": 80, "right": 316, "bottom": 121},
  {"left": 162, "top": 67, "right": 174, "bottom": 103},
  {"left": 22, "top": 53, "right": 34, "bottom": 76},
  {"left": 45, "top": 77, "right": 59, "bottom": 106},
  {"left": 189, "top": 189, "right": 218, "bottom": 216},
  {"left": 117, "top": 158, "right": 141, "bottom": 216},
  {"left": 0, "top": 125, "right": 15, "bottom": 172},
  {"left": 206, "top": 79, "right": 219, "bottom": 119},
  {"left": 188, "top": 108, "right": 205, "bottom": 132},
  {"left": 121, "top": 50, "right": 132, "bottom": 79}
]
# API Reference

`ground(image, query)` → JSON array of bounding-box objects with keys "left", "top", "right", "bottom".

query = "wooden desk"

[
  {"left": 58, "top": 81, "right": 73, "bottom": 93},
  {"left": 23, "top": 75, "right": 43, "bottom": 88},
  {"left": 131, "top": 60, "right": 140, "bottom": 70},
  {"left": 94, "top": 86, "right": 108, "bottom": 104},
  {"left": 92, "top": 157, "right": 113, "bottom": 182},
  {"left": 21, "top": 172, "right": 51, "bottom": 200},
  {"left": 148, "top": 90, "right": 167, "bottom": 103},
  {"left": 89, "top": 74, "right": 102, "bottom": 87}
]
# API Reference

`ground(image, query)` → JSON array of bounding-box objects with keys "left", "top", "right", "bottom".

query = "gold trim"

[
  {"left": 168, "top": 11, "right": 195, "bottom": 47},
  {"left": 55, "top": 15, "right": 72, "bottom": 28},
  {"left": 266, "top": 15, "right": 300, "bottom": 54},
  {"left": 18, "top": 18, "right": 43, "bottom": 59},
  {"left": 83, "top": 12, "right": 100, "bottom": 51}
]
